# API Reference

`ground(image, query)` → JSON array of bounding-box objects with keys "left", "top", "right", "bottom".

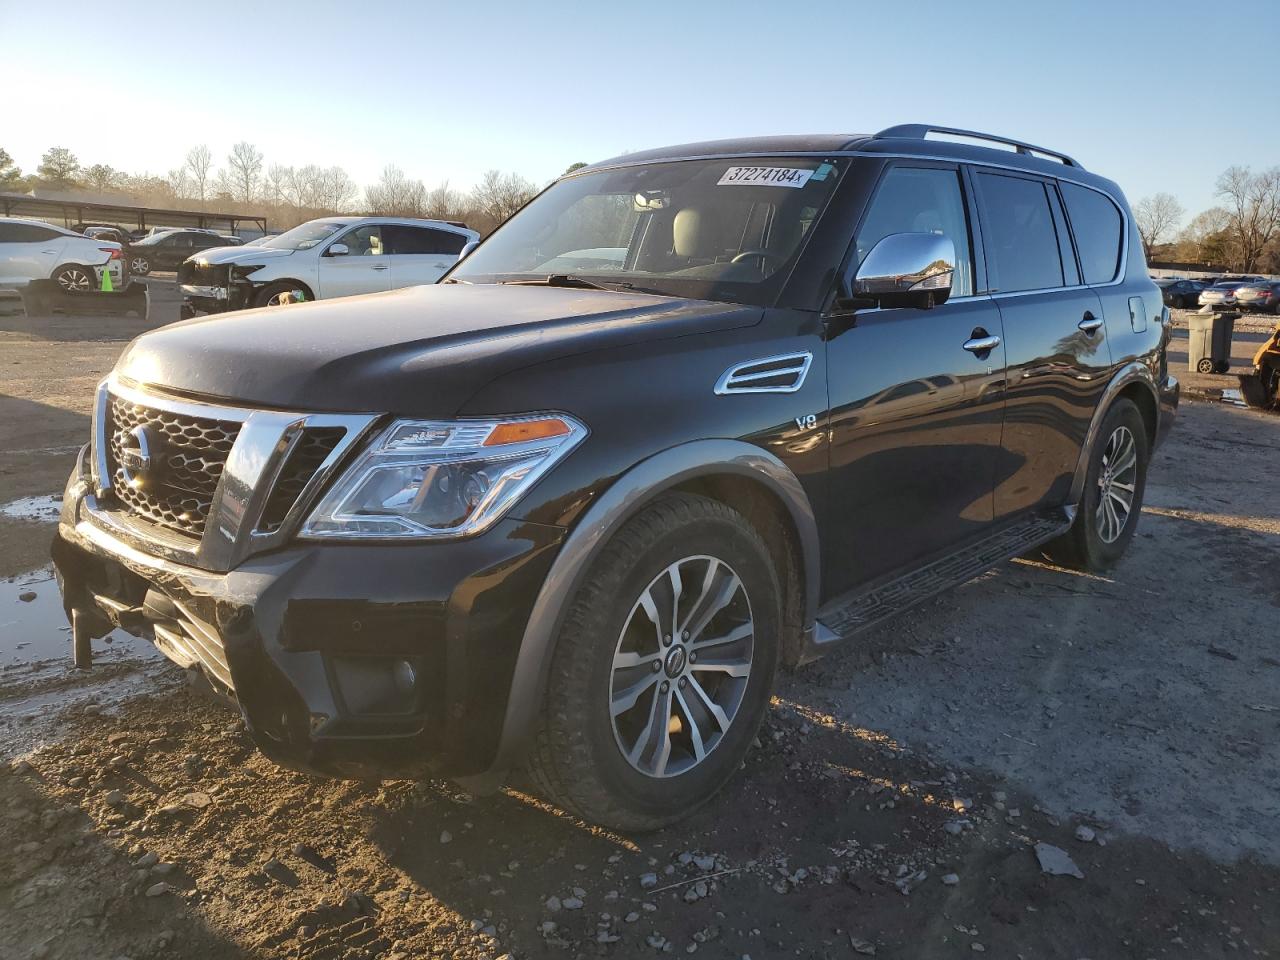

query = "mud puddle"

[{"left": 1, "top": 566, "right": 158, "bottom": 667}]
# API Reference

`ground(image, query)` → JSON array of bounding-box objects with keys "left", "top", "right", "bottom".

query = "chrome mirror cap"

[
  {"left": 854, "top": 232, "right": 955, "bottom": 305},
  {"left": 327, "top": 242, "right": 349, "bottom": 257}
]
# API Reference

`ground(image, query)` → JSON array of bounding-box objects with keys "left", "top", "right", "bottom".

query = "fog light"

[
  {"left": 330, "top": 656, "right": 423, "bottom": 716},
  {"left": 393, "top": 658, "right": 417, "bottom": 696}
]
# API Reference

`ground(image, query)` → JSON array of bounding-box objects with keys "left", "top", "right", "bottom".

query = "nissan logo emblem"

[{"left": 120, "top": 424, "right": 157, "bottom": 489}]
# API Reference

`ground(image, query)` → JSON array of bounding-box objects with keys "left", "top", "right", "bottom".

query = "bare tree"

[
  {"left": 83, "top": 164, "right": 119, "bottom": 193},
  {"left": 366, "top": 165, "right": 427, "bottom": 216},
  {"left": 185, "top": 145, "right": 214, "bottom": 208},
  {"left": 222, "top": 141, "right": 263, "bottom": 204},
  {"left": 1174, "top": 207, "right": 1230, "bottom": 263},
  {"left": 469, "top": 169, "right": 536, "bottom": 232},
  {"left": 1216, "top": 165, "right": 1280, "bottom": 272},
  {"left": 36, "top": 147, "right": 80, "bottom": 188},
  {"left": 262, "top": 164, "right": 293, "bottom": 207},
  {"left": 424, "top": 181, "right": 468, "bottom": 222},
  {"left": 165, "top": 168, "right": 191, "bottom": 199},
  {"left": 1133, "top": 192, "right": 1184, "bottom": 258},
  {"left": 317, "top": 166, "right": 357, "bottom": 211}
]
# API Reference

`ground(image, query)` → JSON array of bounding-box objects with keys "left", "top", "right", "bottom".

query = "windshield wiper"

[{"left": 504, "top": 274, "right": 623, "bottom": 291}]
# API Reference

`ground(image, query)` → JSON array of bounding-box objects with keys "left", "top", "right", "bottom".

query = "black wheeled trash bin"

[{"left": 1187, "top": 310, "right": 1236, "bottom": 374}]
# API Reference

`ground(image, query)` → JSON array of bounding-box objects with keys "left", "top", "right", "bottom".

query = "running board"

[{"left": 804, "top": 508, "right": 1075, "bottom": 662}]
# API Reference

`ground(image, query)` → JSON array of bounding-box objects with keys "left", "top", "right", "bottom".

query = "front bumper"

[
  {"left": 1156, "top": 373, "right": 1179, "bottom": 450},
  {"left": 53, "top": 460, "right": 565, "bottom": 779}
]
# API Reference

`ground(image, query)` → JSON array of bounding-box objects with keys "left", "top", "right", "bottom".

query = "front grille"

[
  {"left": 257, "top": 427, "right": 347, "bottom": 533},
  {"left": 106, "top": 393, "right": 242, "bottom": 538}
]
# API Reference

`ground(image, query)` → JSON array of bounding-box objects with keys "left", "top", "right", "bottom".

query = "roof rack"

[{"left": 873, "top": 124, "right": 1081, "bottom": 169}]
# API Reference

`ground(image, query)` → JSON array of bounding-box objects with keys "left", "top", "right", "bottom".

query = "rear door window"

[
  {"left": 1059, "top": 182, "right": 1123, "bottom": 284},
  {"left": 383, "top": 225, "right": 467, "bottom": 256},
  {"left": 974, "top": 172, "right": 1064, "bottom": 293},
  {"left": 0, "top": 223, "right": 62, "bottom": 243},
  {"left": 854, "top": 165, "right": 974, "bottom": 297}
]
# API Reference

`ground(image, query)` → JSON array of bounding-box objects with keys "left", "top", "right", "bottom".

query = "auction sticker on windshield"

[{"left": 717, "top": 166, "right": 814, "bottom": 188}]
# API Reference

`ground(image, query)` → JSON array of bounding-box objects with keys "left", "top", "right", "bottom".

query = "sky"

[{"left": 3, "top": 0, "right": 1277, "bottom": 227}]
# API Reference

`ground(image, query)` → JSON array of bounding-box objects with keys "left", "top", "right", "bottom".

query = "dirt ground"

[{"left": 2, "top": 291, "right": 1278, "bottom": 960}]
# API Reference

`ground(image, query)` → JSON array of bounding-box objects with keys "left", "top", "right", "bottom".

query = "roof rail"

[{"left": 873, "top": 124, "right": 1081, "bottom": 169}]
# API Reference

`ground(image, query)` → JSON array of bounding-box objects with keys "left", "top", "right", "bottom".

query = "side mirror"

[
  {"left": 457, "top": 239, "right": 480, "bottom": 260},
  {"left": 846, "top": 232, "right": 955, "bottom": 310},
  {"left": 327, "top": 242, "right": 349, "bottom": 257}
]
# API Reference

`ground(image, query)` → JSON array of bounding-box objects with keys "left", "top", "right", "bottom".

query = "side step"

[{"left": 806, "top": 509, "right": 1074, "bottom": 659}]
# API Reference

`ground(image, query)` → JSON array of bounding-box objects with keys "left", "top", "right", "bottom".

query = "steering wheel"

[{"left": 730, "top": 250, "right": 781, "bottom": 267}]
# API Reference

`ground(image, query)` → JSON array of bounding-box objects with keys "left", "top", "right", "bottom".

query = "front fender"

[{"left": 456, "top": 438, "right": 820, "bottom": 792}]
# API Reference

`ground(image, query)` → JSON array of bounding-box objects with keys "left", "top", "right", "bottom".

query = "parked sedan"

[
  {"left": 0, "top": 217, "right": 123, "bottom": 292},
  {"left": 1199, "top": 281, "right": 1249, "bottom": 309},
  {"left": 126, "top": 229, "right": 240, "bottom": 275},
  {"left": 1160, "top": 278, "right": 1205, "bottom": 308},
  {"left": 1235, "top": 282, "right": 1280, "bottom": 314}
]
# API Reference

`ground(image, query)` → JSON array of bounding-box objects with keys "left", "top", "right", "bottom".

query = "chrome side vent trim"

[{"left": 714, "top": 352, "right": 813, "bottom": 395}]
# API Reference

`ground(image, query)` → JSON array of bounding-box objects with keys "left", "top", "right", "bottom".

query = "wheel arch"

[
  {"left": 1068, "top": 362, "right": 1160, "bottom": 504},
  {"left": 456, "top": 440, "right": 820, "bottom": 792},
  {"left": 253, "top": 277, "right": 315, "bottom": 305}
]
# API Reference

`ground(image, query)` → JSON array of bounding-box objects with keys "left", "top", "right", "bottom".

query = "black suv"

[
  {"left": 126, "top": 230, "right": 238, "bottom": 275},
  {"left": 53, "top": 125, "right": 1178, "bottom": 829}
]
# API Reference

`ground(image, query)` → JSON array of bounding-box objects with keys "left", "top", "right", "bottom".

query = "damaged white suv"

[{"left": 177, "top": 216, "right": 479, "bottom": 317}]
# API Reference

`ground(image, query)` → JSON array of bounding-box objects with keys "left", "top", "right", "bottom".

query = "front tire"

[
  {"left": 1042, "top": 398, "right": 1149, "bottom": 572},
  {"left": 52, "top": 264, "right": 95, "bottom": 293},
  {"left": 526, "top": 493, "right": 780, "bottom": 831},
  {"left": 255, "top": 281, "right": 312, "bottom": 308}
]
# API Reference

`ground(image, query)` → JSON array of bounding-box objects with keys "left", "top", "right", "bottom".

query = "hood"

[
  {"left": 187, "top": 245, "right": 296, "bottom": 265},
  {"left": 115, "top": 283, "right": 759, "bottom": 413}
]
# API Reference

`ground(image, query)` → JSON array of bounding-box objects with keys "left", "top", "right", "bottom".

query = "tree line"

[
  {"left": 0, "top": 143, "right": 560, "bottom": 236},
  {"left": 1133, "top": 165, "right": 1280, "bottom": 274}
]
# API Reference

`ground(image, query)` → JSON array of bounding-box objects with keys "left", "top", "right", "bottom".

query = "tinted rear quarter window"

[
  {"left": 1060, "top": 182, "right": 1123, "bottom": 284},
  {"left": 974, "top": 173, "right": 1063, "bottom": 293}
]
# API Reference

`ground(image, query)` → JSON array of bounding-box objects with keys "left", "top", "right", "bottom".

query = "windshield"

[
  {"left": 259, "top": 221, "right": 347, "bottom": 251},
  {"left": 451, "top": 157, "right": 846, "bottom": 307}
]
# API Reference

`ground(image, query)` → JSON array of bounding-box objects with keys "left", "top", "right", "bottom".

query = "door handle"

[
  {"left": 1078, "top": 314, "right": 1104, "bottom": 334},
  {"left": 371, "top": 264, "right": 389, "bottom": 271},
  {"left": 963, "top": 334, "right": 1001, "bottom": 353}
]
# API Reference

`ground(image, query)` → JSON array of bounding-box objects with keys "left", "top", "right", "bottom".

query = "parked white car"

[
  {"left": 0, "top": 217, "right": 124, "bottom": 292},
  {"left": 176, "top": 216, "right": 479, "bottom": 316}
]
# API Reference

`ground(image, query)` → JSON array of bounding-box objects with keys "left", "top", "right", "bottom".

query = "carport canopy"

[{"left": 0, "top": 192, "right": 267, "bottom": 237}]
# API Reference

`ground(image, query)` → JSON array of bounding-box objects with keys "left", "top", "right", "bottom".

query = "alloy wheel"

[
  {"left": 129, "top": 257, "right": 149, "bottom": 274},
  {"left": 1096, "top": 425, "right": 1138, "bottom": 544},
  {"left": 609, "top": 555, "right": 754, "bottom": 778},
  {"left": 57, "top": 267, "right": 93, "bottom": 292}
]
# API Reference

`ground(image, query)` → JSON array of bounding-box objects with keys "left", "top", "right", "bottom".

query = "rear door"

[
  {"left": 823, "top": 162, "right": 1007, "bottom": 596},
  {"left": 972, "top": 169, "right": 1112, "bottom": 519},
  {"left": 0, "top": 222, "right": 69, "bottom": 283},
  {"left": 155, "top": 233, "right": 195, "bottom": 270},
  {"left": 384, "top": 225, "right": 468, "bottom": 287},
  {"left": 316, "top": 224, "right": 392, "bottom": 298}
]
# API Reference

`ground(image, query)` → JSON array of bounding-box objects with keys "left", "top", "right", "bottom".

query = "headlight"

[{"left": 300, "top": 414, "right": 587, "bottom": 540}]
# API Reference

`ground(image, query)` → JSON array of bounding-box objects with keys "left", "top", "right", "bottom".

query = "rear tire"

[
  {"left": 525, "top": 493, "right": 780, "bottom": 831},
  {"left": 52, "top": 264, "right": 95, "bottom": 293},
  {"left": 128, "top": 256, "right": 151, "bottom": 276},
  {"left": 1042, "top": 398, "right": 1149, "bottom": 572}
]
